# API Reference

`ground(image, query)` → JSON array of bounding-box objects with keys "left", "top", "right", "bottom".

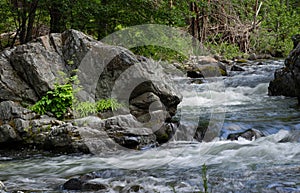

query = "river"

[{"left": 1, "top": 60, "right": 300, "bottom": 193}]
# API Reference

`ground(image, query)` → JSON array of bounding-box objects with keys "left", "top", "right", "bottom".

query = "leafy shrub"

[
  {"left": 30, "top": 78, "right": 74, "bottom": 119},
  {"left": 205, "top": 42, "right": 244, "bottom": 60},
  {"left": 30, "top": 71, "right": 123, "bottom": 119},
  {"left": 74, "top": 99, "right": 123, "bottom": 118},
  {"left": 131, "top": 45, "right": 187, "bottom": 62},
  {"left": 96, "top": 98, "right": 122, "bottom": 111}
]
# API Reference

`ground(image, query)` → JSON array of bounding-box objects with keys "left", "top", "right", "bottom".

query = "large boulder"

[
  {"left": 0, "top": 29, "right": 182, "bottom": 152},
  {"left": 183, "top": 56, "right": 227, "bottom": 78},
  {"left": 10, "top": 34, "right": 66, "bottom": 98},
  {"left": 0, "top": 49, "right": 38, "bottom": 102},
  {"left": 1, "top": 29, "right": 181, "bottom": 123},
  {"left": 268, "top": 36, "right": 300, "bottom": 101}
]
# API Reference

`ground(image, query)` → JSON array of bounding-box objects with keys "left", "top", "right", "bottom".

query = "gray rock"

[
  {"left": 0, "top": 29, "right": 183, "bottom": 152},
  {"left": 130, "top": 92, "right": 162, "bottom": 119},
  {"left": 104, "top": 114, "right": 156, "bottom": 149},
  {"left": 0, "top": 101, "right": 36, "bottom": 122},
  {"left": 269, "top": 42, "right": 300, "bottom": 100},
  {"left": 10, "top": 35, "right": 66, "bottom": 97},
  {"left": 0, "top": 124, "right": 18, "bottom": 143},
  {"left": 0, "top": 50, "right": 38, "bottom": 102},
  {"left": 184, "top": 56, "right": 227, "bottom": 78},
  {"left": 268, "top": 69, "right": 297, "bottom": 96}
]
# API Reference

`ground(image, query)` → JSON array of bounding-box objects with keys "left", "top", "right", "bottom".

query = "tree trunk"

[
  {"left": 25, "top": 0, "right": 39, "bottom": 42},
  {"left": 19, "top": 0, "right": 27, "bottom": 44},
  {"left": 253, "top": 0, "right": 258, "bottom": 31},
  {"left": 49, "top": 2, "right": 67, "bottom": 33}
]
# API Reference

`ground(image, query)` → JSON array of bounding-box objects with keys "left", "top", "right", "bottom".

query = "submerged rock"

[
  {"left": 63, "top": 178, "right": 108, "bottom": 191},
  {"left": 227, "top": 128, "right": 265, "bottom": 141},
  {"left": 230, "top": 65, "right": 245, "bottom": 72},
  {"left": 0, "top": 181, "right": 6, "bottom": 193},
  {"left": 278, "top": 130, "right": 300, "bottom": 143}
]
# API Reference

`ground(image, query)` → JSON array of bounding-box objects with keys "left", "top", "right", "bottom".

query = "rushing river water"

[{"left": 1, "top": 60, "right": 300, "bottom": 193}]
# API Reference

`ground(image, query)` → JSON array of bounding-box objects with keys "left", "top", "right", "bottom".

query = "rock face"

[
  {"left": 268, "top": 37, "right": 300, "bottom": 100},
  {"left": 0, "top": 29, "right": 181, "bottom": 118},
  {"left": 0, "top": 30, "right": 182, "bottom": 152},
  {"left": 0, "top": 101, "right": 157, "bottom": 153}
]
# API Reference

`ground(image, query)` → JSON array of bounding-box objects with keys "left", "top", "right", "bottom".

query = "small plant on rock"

[
  {"left": 74, "top": 99, "right": 123, "bottom": 118},
  {"left": 30, "top": 72, "right": 78, "bottom": 119}
]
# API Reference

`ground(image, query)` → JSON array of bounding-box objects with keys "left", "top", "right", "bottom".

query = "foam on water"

[{"left": 180, "top": 82, "right": 269, "bottom": 108}]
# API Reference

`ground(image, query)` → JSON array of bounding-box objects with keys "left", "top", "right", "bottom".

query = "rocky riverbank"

[{"left": 0, "top": 29, "right": 183, "bottom": 154}]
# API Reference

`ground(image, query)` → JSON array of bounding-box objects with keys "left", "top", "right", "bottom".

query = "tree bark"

[
  {"left": 25, "top": 0, "right": 39, "bottom": 42},
  {"left": 49, "top": 1, "right": 67, "bottom": 33}
]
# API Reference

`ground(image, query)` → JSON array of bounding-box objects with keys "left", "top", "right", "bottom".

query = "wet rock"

[
  {"left": 186, "top": 63, "right": 227, "bottom": 78},
  {"left": 193, "top": 120, "right": 209, "bottom": 142},
  {"left": 0, "top": 101, "right": 158, "bottom": 153},
  {"left": 82, "top": 181, "right": 107, "bottom": 191},
  {"left": 268, "top": 68, "right": 297, "bottom": 96},
  {"left": 190, "top": 79, "right": 204, "bottom": 84},
  {"left": 292, "top": 34, "right": 300, "bottom": 49},
  {"left": 227, "top": 128, "right": 265, "bottom": 141},
  {"left": 0, "top": 181, "right": 6, "bottom": 193},
  {"left": 44, "top": 123, "right": 90, "bottom": 153},
  {"left": 122, "top": 184, "right": 145, "bottom": 192},
  {"left": 63, "top": 178, "right": 82, "bottom": 190},
  {"left": 269, "top": 41, "right": 300, "bottom": 99},
  {"left": 63, "top": 175, "right": 108, "bottom": 191},
  {"left": 230, "top": 65, "right": 245, "bottom": 72},
  {"left": 0, "top": 29, "right": 183, "bottom": 153},
  {"left": 187, "top": 70, "right": 204, "bottom": 78},
  {"left": 278, "top": 130, "right": 300, "bottom": 143},
  {"left": 154, "top": 122, "right": 176, "bottom": 144}
]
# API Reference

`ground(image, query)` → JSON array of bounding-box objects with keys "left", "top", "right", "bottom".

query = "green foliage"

[
  {"left": 73, "top": 101, "right": 97, "bottom": 117},
  {"left": 31, "top": 71, "right": 122, "bottom": 119},
  {"left": 0, "top": 0, "right": 299, "bottom": 56},
  {"left": 201, "top": 164, "right": 209, "bottom": 193},
  {"left": 131, "top": 45, "right": 187, "bottom": 62},
  {"left": 96, "top": 99, "right": 122, "bottom": 112},
  {"left": 74, "top": 99, "right": 123, "bottom": 118},
  {"left": 30, "top": 76, "right": 74, "bottom": 119},
  {"left": 171, "top": 164, "right": 210, "bottom": 193},
  {"left": 252, "top": 0, "right": 300, "bottom": 56},
  {"left": 205, "top": 42, "right": 244, "bottom": 60}
]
